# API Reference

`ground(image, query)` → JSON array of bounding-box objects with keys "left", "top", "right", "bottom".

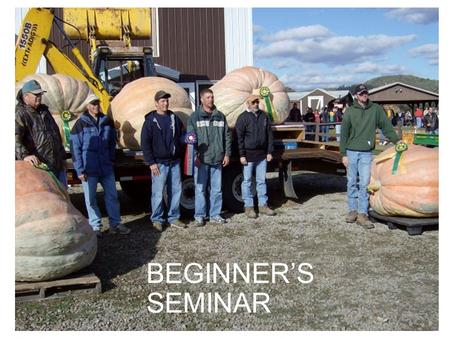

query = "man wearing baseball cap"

[
  {"left": 235, "top": 94, "right": 275, "bottom": 219},
  {"left": 340, "top": 83, "right": 404, "bottom": 229},
  {"left": 70, "top": 93, "right": 130, "bottom": 237},
  {"left": 141, "top": 90, "right": 186, "bottom": 231},
  {"left": 15, "top": 79, "right": 67, "bottom": 187}
]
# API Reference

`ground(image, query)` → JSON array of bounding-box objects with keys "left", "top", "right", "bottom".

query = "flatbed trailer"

[{"left": 65, "top": 124, "right": 346, "bottom": 215}]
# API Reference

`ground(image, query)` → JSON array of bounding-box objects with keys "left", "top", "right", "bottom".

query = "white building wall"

[
  {"left": 15, "top": 8, "right": 47, "bottom": 74},
  {"left": 224, "top": 8, "right": 253, "bottom": 74}
]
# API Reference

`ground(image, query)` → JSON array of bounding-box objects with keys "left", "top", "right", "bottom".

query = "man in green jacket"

[
  {"left": 340, "top": 84, "right": 403, "bottom": 229},
  {"left": 187, "top": 88, "right": 232, "bottom": 226}
]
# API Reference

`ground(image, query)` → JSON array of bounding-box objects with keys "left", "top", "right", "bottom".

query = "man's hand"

[
  {"left": 266, "top": 154, "right": 273, "bottom": 162},
  {"left": 222, "top": 155, "right": 230, "bottom": 167},
  {"left": 150, "top": 164, "right": 160, "bottom": 176},
  {"left": 23, "top": 155, "right": 40, "bottom": 166},
  {"left": 240, "top": 156, "right": 247, "bottom": 165},
  {"left": 342, "top": 156, "right": 348, "bottom": 168},
  {"left": 78, "top": 173, "right": 87, "bottom": 182}
]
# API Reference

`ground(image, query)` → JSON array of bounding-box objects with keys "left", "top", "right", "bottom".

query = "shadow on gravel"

[
  {"left": 91, "top": 215, "right": 161, "bottom": 292},
  {"left": 69, "top": 190, "right": 149, "bottom": 217},
  {"left": 266, "top": 172, "right": 347, "bottom": 209}
]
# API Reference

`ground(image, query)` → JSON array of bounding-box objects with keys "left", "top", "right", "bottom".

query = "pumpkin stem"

[{"left": 367, "top": 180, "right": 381, "bottom": 194}]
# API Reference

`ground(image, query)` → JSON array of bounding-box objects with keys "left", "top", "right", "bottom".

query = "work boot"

[
  {"left": 357, "top": 213, "right": 374, "bottom": 229},
  {"left": 152, "top": 221, "right": 164, "bottom": 232},
  {"left": 345, "top": 211, "right": 358, "bottom": 223},
  {"left": 245, "top": 207, "right": 257, "bottom": 219},
  {"left": 110, "top": 224, "right": 131, "bottom": 235},
  {"left": 170, "top": 219, "right": 187, "bottom": 229},
  {"left": 259, "top": 205, "right": 275, "bottom": 216}
]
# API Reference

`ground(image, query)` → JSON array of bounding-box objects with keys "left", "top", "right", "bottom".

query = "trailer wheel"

[
  {"left": 223, "top": 165, "right": 255, "bottom": 213},
  {"left": 119, "top": 180, "right": 150, "bottom": 202},
  {"left": 180, "top": 177, "right": 195, "bottom": 217}
]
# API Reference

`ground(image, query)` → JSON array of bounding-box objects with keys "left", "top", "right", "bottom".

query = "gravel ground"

[{"left": 15, "top": 171, "right": 438, "bottom": 331}]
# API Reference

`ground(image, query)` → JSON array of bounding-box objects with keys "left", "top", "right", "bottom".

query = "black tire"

[
  {"left": 180, "top": 177, "right": 195, "bottom": 217},
  {"left": 222, "top": 165, "right": 245, "bottom": 213},
  {"left": 119, "top": 180, "right": 150, "bottom": 202}
]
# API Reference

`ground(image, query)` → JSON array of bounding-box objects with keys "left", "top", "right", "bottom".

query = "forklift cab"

[{"left": 93, "top": 46, "right": 157, "bottom": 96}]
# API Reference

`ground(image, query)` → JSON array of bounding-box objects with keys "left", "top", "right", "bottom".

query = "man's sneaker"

[
  {"left": 345, "top": 211, "right": 358, "bottom": 223},
  {"left": 245, "top": 207, "right": 257, "bottom": 219},
  {"left": 210, "top": 216, "right": 226, "bottom": 225},
  {"left": 357, "top": 213, "right": 374, "bottom": 229},
  {"left": 194, "top": 218, "right": 205, "bottom": 227},
  {"left": 170, "top": 219, "right": 187, "bottom": 229},
  {"left": 110, "top": 224, "right": 131, "bottom": 235},
  {"left": 259, "top": 205, "right": 275, "bottom": 216},
  {"left": 152, "top": 221, "right": 164, "bottom": 232}
]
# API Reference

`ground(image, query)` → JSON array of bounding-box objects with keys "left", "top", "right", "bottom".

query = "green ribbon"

[
  {"left": 34, "top": 163, "right": 68, "bottom": 201},
  {"left": 61, "top": 110, "right": 73, "bottom": 149},
  {"left": 391, "top": 142, "right": 408, "bottom": 175},
  {"left": 259, "top": 87, "right": 277, "bottom": 122}
]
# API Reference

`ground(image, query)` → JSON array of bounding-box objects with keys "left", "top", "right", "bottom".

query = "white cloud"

[
  {"left": 344, "top": 62, "right": 408, "bottom": 75},
  {"left": 253, "top": 24, "right": 264, "bottom": 34},
  {"left": 281, "top": 71, "right": 360, "bottom": 91},
  {"left": 385, "top": 8, "right": 438, "bottom": 25},
  {"left": 255, "top": 34, "right": 416, "bottom": 64},
  {"left": 262, "top": 25, "right": 331, "bottom": 41},
  {"left": 409, "top": 44, "right": 438, "bottom": 65}
]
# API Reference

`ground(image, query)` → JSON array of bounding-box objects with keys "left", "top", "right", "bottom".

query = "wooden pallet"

[
  {"left": 369, "top": 210, "right": 438, "bottom": 236},
  {"left": 16, "top": 272, "right": 101, "bottom": 302}
]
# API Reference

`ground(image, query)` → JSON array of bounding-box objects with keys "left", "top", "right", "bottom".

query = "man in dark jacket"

[
  {"left": 71, "top": 94, "right": 130, "bottom": 237},
  {"left": 424, "top": 109, "right": 439, "bottom": 134},
  {"left": 141, "top": 90, "right": 185, "bottom": 231},
  {"left": 235, "top": 95, "right": 275, "bottom": 218},
  {"left": 15, "top": 79, "right": 67, "bottom": 187},
  {"left": 303, "top": 107, "right": 315, "bottom": 140},
  {"left": 286, "top": 103, "right": 302, "bottom": 122},
  {"left": 187, "top": 88, "right": 232, "bottom": 226},
  {"left": 340, "top": 84, "right": 404, "bottom": 229}
]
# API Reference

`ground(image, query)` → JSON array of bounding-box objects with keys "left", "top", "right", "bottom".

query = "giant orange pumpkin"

[
  {"left": 368, "top": 144, "right": 438, "bottom": 217},
  {"left": 110, "top": 77, "right": 193, "bottom": 149},
  {"left": 15, "top": 161, "right": 97, "bottom": 281},
  {"left": 210, "top": 66, "right": 290, "bottom": 127}
]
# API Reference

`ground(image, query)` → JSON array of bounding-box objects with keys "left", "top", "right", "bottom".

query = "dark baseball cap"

[
  {"left": 154, "top": 90, "right": 171, "bottom": 101},
  {"left": 22, "top": 80, "right": 46, "bottom": 95},
  {"left": 353, "top": 84, "right": 369, "bottom": 95}
]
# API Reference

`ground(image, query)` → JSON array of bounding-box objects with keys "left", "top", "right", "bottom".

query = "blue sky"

[{"left": 252, "top": 8, "right": 438, "bottom": 91}]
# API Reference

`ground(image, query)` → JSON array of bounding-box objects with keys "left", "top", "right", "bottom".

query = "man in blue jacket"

[
  {"left": 141, "top": 90, "right": 186, "bottom": 232},
  {"left": 70, "top": 94, "right": 130, "bottom": 237}
]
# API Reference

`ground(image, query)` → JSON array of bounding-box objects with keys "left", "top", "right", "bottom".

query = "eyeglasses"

[
  {"left": 251, "top": 100, "right": 259, "bottom": 104},
  {"left": 357, "top": 91, "right": 369, "bottom": 96}
]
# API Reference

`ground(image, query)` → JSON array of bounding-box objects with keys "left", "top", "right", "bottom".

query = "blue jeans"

[
  {"left": 151, "top": 161, "right": 181, "bottom": 223},
  {"left": 335, "top": 124, "right": 341, "bottom": 142},
  {"left": 53, "top": 169, "right": 68, "bottom": 189},
  {"left": 320, "top": 125, "right": 329, "bottom": 142},
  {"left": 242, "top": 159, "right": 268, "bottom": 208},
  {"left": 194, "top": 162, "right": 222, "bottom": 220},
  {"left": 81, "top": 172, "right": 121, "bottom": 231},
  {"left": 346, "top": 150, "right": 373, "bottom": 214}
]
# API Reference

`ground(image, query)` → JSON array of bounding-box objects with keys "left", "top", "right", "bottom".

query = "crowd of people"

[{"left": 288, "top": 101, "right": 439, "bottom": 143}]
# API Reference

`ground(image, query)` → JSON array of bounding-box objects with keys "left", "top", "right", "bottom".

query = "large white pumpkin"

[
  {"left": 210, "top": 66, "right": 290, "bottom": 127},
  {"left": 110, "top": 77, "right": 193, "bottom": 150}
]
